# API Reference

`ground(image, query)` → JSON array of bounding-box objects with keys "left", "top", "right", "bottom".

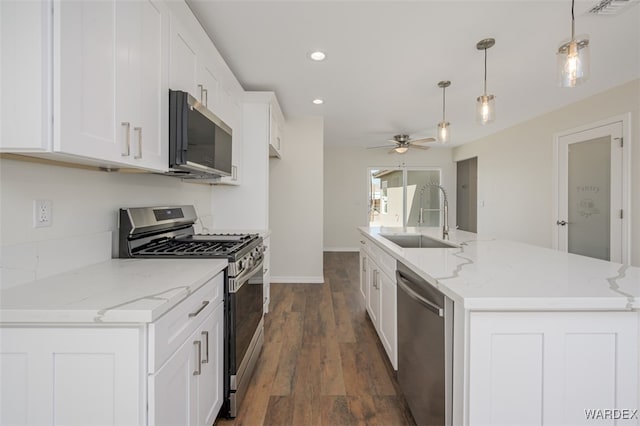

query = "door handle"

[
  {"left": 556, "top": 220, "right": 568, "bottom": 226},
  {"left": 201, "top": 331, "right": 209, "bottom": 364},
  {"left": 193, "top": 340, "right": 202, "bottom": 375}
]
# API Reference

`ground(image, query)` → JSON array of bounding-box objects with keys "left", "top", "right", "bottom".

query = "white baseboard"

[
  {"left": 270, "top": 276, "right": 325, "bottom": 284},
  {"left": 323, "top": 247, "right": 358, "bottom": 252}
]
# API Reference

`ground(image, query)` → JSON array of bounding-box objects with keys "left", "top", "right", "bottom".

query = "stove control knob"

[{"left": 237, "top": 260, "right": 244, "bottom": 271}]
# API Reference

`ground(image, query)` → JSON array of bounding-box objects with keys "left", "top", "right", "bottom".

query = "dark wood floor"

[{"left": 216, "top": 251, "right": 415, "bottom": 426}]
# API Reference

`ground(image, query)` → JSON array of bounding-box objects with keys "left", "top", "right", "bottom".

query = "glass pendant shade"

[
  {"left": 436, "top": 80, "right": 451, "bottom": 143},
  {"left": 437, "top": 121, "right": 450, "bottom": 143},
  {"left": 394, "top": 146, "right": 409, "bottom": 154},
  {"left": 475, "top": 38, "right": 495, "bottom": 126},
  {"left": 557, "top": 38, "right": 590, "bottom": 87},
  {"left": 476, "top": 94, "right": 495, "bottom": 125}
]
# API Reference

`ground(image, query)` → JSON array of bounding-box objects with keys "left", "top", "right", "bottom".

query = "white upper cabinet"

[
  {"left": 1, "top": 0, "right": 169, "bottom": 171},
  {"left": 269, "top": 97, "right": 285, "bottom": 158},
  {"left": 55, "top": 0, "right": 168, "bottom": 171},
  {"left": 167, "top": 1, "right": 244, "bottom": 185},
  {"left": 0, "top": 1, "right": 51, "bottom": 151}
]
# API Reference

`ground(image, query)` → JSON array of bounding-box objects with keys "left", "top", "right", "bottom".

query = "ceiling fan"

[{"left": 368, "top": 134, "right": 435, "bottom": 154}]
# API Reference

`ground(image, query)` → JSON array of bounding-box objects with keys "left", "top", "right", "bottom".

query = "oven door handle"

[{"left": 230, "top": 258, "right": 264, "bottom": 293}]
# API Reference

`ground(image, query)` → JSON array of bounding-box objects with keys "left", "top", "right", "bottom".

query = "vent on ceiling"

[{"left": 588, "top": 0, "right": 639, "bottom": 15}]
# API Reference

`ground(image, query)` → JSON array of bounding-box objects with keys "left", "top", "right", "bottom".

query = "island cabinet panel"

[
  {"left": 0, "top": 327, "right": 143, "bottom": 426},
  {"left": 359, "top": 236, "right": 398, "bottom": 369},
  {"left": 468, "top": 311, "right": 639, "bottom": 426}
]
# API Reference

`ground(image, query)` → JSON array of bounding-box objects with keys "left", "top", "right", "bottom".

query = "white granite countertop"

[
  {"left": 0, "top": 258, "right": 227, "bottom": 323},
  {"left": 359, "top": 226, "right": 640, "bottom": 311}
]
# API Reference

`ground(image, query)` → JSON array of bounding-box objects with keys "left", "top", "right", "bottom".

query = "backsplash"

[{"left": 0, "top": 157, "right": 214, "bottom": 289}]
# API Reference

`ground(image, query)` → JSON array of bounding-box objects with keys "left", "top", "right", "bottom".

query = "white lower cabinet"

[
  {"left": 149, "top": 303, "right": 223, "bottom": 426},
  {"left": 359, "top": 238, "right": 398, "bottom": 370},
  {"left": 0, "top": 272, "right": 225, "bottom": 426},
  {"left": 0, "top": 326, "right": 143, "bottom": 426},
  {"left": 468, "top": 311, "right": 639, "bottom": 426}
]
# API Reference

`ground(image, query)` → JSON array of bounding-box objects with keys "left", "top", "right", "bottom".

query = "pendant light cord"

[
  {"left": 483, "top": 48, "right": 488, "bottom": 95},
  {"left": 442, "top": 86, "right": 446, "bottom": 121},
  {"left": 571, "top": 0, "right": 575, "bottom": 40}
]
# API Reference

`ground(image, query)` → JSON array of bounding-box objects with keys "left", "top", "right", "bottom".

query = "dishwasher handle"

[{"left": 396, "top": 271, "right": 444, "bottom": 317}]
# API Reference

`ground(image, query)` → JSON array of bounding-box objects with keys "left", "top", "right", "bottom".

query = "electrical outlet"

[{"left": 34, "top": 200, "right": 52, "bottom": 228}]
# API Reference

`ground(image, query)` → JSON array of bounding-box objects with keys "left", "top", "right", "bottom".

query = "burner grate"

[{"left": 132, "top": 234, "right": 257, "bottom": 257}]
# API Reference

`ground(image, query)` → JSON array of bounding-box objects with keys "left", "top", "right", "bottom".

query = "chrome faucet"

[{"left": 418, "top": 183, "right": 450, "bottom": 240}]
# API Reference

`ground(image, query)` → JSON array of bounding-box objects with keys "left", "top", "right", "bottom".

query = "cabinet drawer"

[
  {"left": 363, "top": 236, "right": 396, "bottom": 281},
  {"left": 148, "top": 271, "right": 224, "bottom": 373}
]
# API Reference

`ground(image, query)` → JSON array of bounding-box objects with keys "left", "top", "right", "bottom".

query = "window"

[{"left": 368, "top": 167, "right": 442, "bottom": 228}]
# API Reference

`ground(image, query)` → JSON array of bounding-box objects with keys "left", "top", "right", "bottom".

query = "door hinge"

[
  {"left": 620, "top": 209, "right": 624, "bottom": 219},
  {"left": 615, "top": 137, "right": 623, "bottom": 148}
]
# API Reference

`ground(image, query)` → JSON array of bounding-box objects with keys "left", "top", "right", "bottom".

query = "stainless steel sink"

[{"left": 380, "top": 233, "right": 459, "bottom": 249}]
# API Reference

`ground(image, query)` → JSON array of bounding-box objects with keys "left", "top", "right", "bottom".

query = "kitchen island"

[
  {"left": 0, "top": 258, "right": 228, "bottom": 426},
  {"left": 359, "top": 226, "right": 640, "bottom": 426}
]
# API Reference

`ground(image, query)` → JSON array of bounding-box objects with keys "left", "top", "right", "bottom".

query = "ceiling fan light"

[
  {"left": 394, "top": 146, "right": 409, "bottom": 154},
  {"left": 437, "top": 121, "right": 450, "bottom": 143},
  {"left": 476, "top": 94, "right": 495, "bottom": 125},
  {"left": 557, "top": 38, "right": 590, "bottom": 87}
]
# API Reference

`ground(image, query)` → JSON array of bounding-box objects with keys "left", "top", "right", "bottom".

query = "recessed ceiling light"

[
  {"left": 310, "top": 51, "right": 326, "bottom": 61},
  {"left": 312, "top": 99, "right": 324, "bottom": 105}
]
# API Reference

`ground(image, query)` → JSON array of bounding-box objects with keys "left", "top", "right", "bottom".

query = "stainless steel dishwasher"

[{"left": 396, "top": 261, "right": 454, "bottom": 426}]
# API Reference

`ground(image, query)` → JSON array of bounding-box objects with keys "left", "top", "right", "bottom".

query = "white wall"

[
  {"left": 0, "top": 158, "right": 213, "bottom": 288},
  {"left": 323, "top": 146, "right": 456, "bottom": 251},
  {"left": 269, "top": 116, "right": 324, "bottom": 283},
  {"left": 453, "top": 79, "right": 640, "bottom": 267}
]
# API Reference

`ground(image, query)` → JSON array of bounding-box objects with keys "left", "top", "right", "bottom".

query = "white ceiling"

[{"left": 186, "top": 0, "right": 640, "bottom": 149}]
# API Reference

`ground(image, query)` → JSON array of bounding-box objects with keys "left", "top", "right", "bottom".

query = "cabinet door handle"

[
  {"left": 201, "top": 331, "right": 209, "bottom": 364},
  {"left": 232, "top": 165, "right": 237, "bottom": 181},
  {"left": 198, "top": 84, "right": 204, "bottom": 103},
  {"left": 193, "top": 341, "right": 202, "bottom": 375},
  {"left": 133, "top": 127, "right": 142, "bottom": 159},
  {"left": 203, "top": 88, "right": 208, "bottom": 107},
  {"left": 121, "top": 122, "right": 130, "bottom": 156},
  {"left": 188, "top": 300, "right": 209, "bottom": 318}
]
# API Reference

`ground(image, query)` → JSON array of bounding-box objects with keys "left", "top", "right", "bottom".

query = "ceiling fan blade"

[
  {"left": 411, "top": 145, "right": 431, "bottom": 150},
  {"left": 388, "top": 148, "right": 398, "bottom": 154},
  {"left": 366, "top": 144, "right": 396, "bottom": 149},
  {"left": 409, "top": 137, "right": 436, "bottom": 144}
]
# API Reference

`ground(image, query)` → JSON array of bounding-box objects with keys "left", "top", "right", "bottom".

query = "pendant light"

[
  {"left": 476, "top": 38, "right": 496, "bottom": 125},
  {"left": 557, "top": 0, "right": 590, "bottom": 87},
  {"left": 437, "top": 80, "right": 451, "bottom": 143}
]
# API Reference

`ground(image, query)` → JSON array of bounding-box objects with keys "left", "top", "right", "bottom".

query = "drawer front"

[
  {"left": 367, "top": 238, "right": 396, "bottom": 281},
  {"left": 148, "top": 272, "right": 224, "bottom": 373}
]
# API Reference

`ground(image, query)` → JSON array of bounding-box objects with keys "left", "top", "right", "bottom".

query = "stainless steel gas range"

[{"left": 119, "top": 205, "right": 264, "bottom": 418}]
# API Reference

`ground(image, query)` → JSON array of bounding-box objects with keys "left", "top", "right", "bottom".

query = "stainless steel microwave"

[{"left": 168, "top": 89, "right": 232, "bottom": 178}]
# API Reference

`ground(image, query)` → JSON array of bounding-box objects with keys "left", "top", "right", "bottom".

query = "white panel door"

[
  {"left": 366, "top": 267, "right": 381, "bottom": 327},
  {"left": 0, "top": 327, "right": 142, "bottom": 426},
  {"left": 196, "top": 305, "right": 224, "bottom": 426},
  {"left": 556, "top": 121, "right": 624, "bottom": 263},
  {"left": 379, "top": 270, "right": 397, "bottom": 369},
  {"left": 135, "top": 0, "right": 168, "bottom": 170},
  {"left": 0, "top": 0, "right": 51, "bottom": 151},
  {"left": 169, "top": 18, "right": 198, "bottom": 96},
  {"left": 149, "top": 327, "right": 198, "bottom": 426},
  {"left": 55, "top": 0, "right": 119, "bottom": 160}
]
